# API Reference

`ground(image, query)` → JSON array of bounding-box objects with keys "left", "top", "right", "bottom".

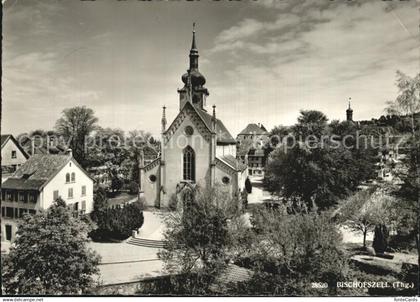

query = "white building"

[
  {"left": 1, "top": 134, "right": 29, "bottom": 182},
  {"left": 139, "top": 28, "right": 248, "bottom": 208},
  {"left": 1, "top": 152, "right": 94, "bottom": 242}
]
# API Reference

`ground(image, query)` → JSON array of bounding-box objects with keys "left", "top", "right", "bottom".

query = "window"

[
  {"left": 81, "top": 186, "right": 86, "bottom": 196},
  {"left": 19, "top": 192, "right": 26, "bottom": 202},
  {"left": 183, "top": 146, "right": 195, "bottom": 182},
  {"left": 11, "top": 151, "right": 16, "bottom": 159},
  {"left": 222, "top": 176, "right": 230, "bottom": 185},
  {"left": 28, "top": 209, "right": 36, "bottom": 215},
  {"left": 5, "top": 225, "right": 12, "bottom": 241},
  {"left": 66, "top": 173, "right": 70, "bottom": 183},
  {"left": 6, "top": 207, "right": 14, "bottom": 218},
  {"left": 184, "top": 126, "right": 194, "bottom": 136},
  {"left": 29, "top": 193, "right": 36, "bottom": 203},
  {"left": 1, "top": 207, "right": 5, "bottom": 217},
  {"left": 53, "top": 190, "right": 59, "bottom": 200},
  {"left": 68, "top": 188, "right": 73, "bottom": 199},
  {"left": 7, "top": 191, "right": 13, "bottom": 201},
  {"left": 71, "top": 172, "right": 75, "bottom": 182},
  {"left": 149, "top": 175, "right": 157, "bottom": 183},
  {"left": 81, "top": 201, "right": 86, "bottom": 214},
  {"left": 74, "top": 202, "right": 79, "bottom": 211},
  {"left": 19, "top": 208, "right": 27, "bottom": 218}
]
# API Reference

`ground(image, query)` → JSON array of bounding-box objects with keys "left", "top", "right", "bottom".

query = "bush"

[
  {"left": 93, "top": 187, "right": 108, "bottom": 212},
  {"left": 241, "top": 190, "right": 248, "bottom": 209},
  {"left": 242, "top": 208, "right": 348, "bottom": 296},
  {"left": 128, "top": 181, "right": 139, "bottom": 195},
  {"left": 245, "top": 177, "right": 252, "bottom": 194},
  {"left": 90, "top": 201, "right": 144, "bottom": 240}
]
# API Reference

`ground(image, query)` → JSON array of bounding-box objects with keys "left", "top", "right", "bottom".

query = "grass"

[{"left": 107, "top": 192, "right": 137, "bottom": 208}]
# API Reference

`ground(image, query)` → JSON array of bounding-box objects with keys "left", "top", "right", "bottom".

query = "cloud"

[
  {"left": 207, "top": 1, "right": 418, "bottom": 134},
  {"left": 215, "top": 18, "right": 265, "bottom": 44}
]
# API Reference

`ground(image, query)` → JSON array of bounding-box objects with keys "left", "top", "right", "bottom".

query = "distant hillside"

[{"left": 359, "top": 112, "right": 420, "bottom": 134}]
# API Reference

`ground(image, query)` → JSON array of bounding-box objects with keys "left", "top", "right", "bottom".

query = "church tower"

[
  {"left": 346, "top": 98, "right": 353, "bottom": 122},
  {"left": 178, "top": 23, "right": 209, "bottom": 111}
]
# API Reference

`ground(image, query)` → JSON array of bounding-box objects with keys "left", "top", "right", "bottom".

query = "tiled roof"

[
  {"left": 1, "top": 134, "right": 11, "bottom": 147},
  {"left": 1, "top": 134, "right": 29, "bottom": 158},
  {"left": 238, "top": 123, "right": 268, "bottom": 135},
  {"left": 2, "top": 154, "right": 71, "bottom": 191},
  {"left": 1, "top": 178, "right": 46, "bottom": 191},
  {"left": 195, "top": 109, "right": 236, "bottom": 144}
]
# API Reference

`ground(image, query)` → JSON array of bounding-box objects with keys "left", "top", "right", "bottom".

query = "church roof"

[
  {"left": 238, "top": 123, "right": 268, "bottom": 136},
  {"left": 217, "top": 155, "right": 247, "bottom": 172},
  {"left": 195, "top": 109, "right": 236, "bottom": 144},
  {"left": 165, "top": 102, "right": 236, "bottom": 145}
]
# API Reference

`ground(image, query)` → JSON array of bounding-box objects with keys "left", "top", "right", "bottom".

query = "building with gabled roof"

[
  {"left": 1, "top": 151, "right": 94, "bottom": 242},
  {"left": 139, "top": 26, "right": 248, "bottom": 208},
  {"left": 236, "top": 123, "right": 269, "bottom": 176},
  {"left": 1, "top": 134, "right": 29, "bottom": 181}
]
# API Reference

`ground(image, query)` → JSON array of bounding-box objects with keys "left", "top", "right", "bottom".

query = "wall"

[
  {"left": 1, "top": 192, "right": 41, "bottom": 242},
  {"left": 43, "top": 158, "right": 94, "bottom": 214},
  {"left": 1, "top": 138, "right": 27, "bottom": 167},
  {"left": 216, "top": 144, "right": 236, "bottom": 158},
  {"left": 161, "top": 113, "right": 211, "bottom": 208},
  {"left": 214, "top": 166, "right": 235, "bottom": 197},
  {"left": 143, "top": 161, "right": 160, "bottom": 207}
]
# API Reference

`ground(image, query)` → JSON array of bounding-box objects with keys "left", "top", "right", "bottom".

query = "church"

[{"left": 138, "top": 26, "right": 248, "bottom": 208}]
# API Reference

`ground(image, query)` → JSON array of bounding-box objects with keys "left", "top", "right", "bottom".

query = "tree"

[
  {"left": 241, "top": 207, "right": 348, "bottom": 296},
  {"left": 392, "top": 133, "right": 420, "bottom": 265},
  {"left": 264, "top": 109, "right": 378, "bottom": 210},
  {"left": 90, "top": 201, "right": 144, "bottom": 240},
  {"left": 2, "top": 198, "right": 101, "bottom": 295},
  {"left": 93, "top": 187, "right": 108, "bottom": 212},
  {"left": 264, "top": 143, "right": 357, "bottom": 209},
  {"left": 110, "top": 174, "right": 123, "bottom": 193},
  {"left": 293, "top": 110, "right": 328, "bottom": 139},
  {"left": 84, "top": 127, "right": 127, "bottom": 168},
  {"left": 386, "top": 71, "right": 420, "bottom": 135},
  {"left": 158, "top": 186, "right": 242, "bottom": 294},
  {"left": 55, "top": 106, "right": 98, "bottom": 165},
  {"left": 339, "top": 190, "right": 394, "bottom": 248}
]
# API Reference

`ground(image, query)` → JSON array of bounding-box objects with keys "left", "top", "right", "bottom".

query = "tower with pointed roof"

[
  {"left": 346, "top": 98, "right": 353, "bottom": 122},
  {"left": 139, "top": 25, "right": 248, "bottom": 209},
  {"left": 178, "top": 23, "right": 209, "bottom": 111}
]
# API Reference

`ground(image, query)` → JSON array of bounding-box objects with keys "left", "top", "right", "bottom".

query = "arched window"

[
  {"left": 183, "top": 146, "right": 195, "bottom": 182},
  {"left": 65, "top": 173, "right": 70, "bottom": 183},
  {"left": 71, "top": 172, "right": 75, "bottom": 182}
]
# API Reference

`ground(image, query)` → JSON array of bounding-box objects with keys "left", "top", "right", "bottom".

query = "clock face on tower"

[{"left": 185, "top": 125, "right": 194, "bottom": 136}]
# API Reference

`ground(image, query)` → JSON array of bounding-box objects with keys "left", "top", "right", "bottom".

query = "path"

[
  {"left": 247, "top": 176, "right": 274, "bottom": 204},
  {"left": 89, "top": 210, "right": 170, "bottom": 285}
]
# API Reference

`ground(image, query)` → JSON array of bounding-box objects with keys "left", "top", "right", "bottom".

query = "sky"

[{"left": 2, "top": 0, "right": 418, "bottom": 138}]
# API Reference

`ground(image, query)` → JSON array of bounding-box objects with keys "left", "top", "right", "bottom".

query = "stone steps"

[{"left": 127, "top": 237, "right": 166, "bottom": 249}]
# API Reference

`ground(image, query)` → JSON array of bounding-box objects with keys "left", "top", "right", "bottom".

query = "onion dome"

[{"left": 190, "top": 70, "right": 206, "bottom": 86}]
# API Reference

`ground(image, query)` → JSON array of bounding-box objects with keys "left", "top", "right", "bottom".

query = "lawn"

[{"left": 107, "top": 192, "right": 138, "bottom": 208}]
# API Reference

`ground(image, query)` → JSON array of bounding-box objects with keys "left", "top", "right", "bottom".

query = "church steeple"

[
  {"left": 178, "top": 23, "right": 209, "bottom": 111},
  {"left": 346, "top": 97, "right": 353, "bottom": 122},
  {"left": 189, "top": 23, "right": 199, "bottom": 70}
]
